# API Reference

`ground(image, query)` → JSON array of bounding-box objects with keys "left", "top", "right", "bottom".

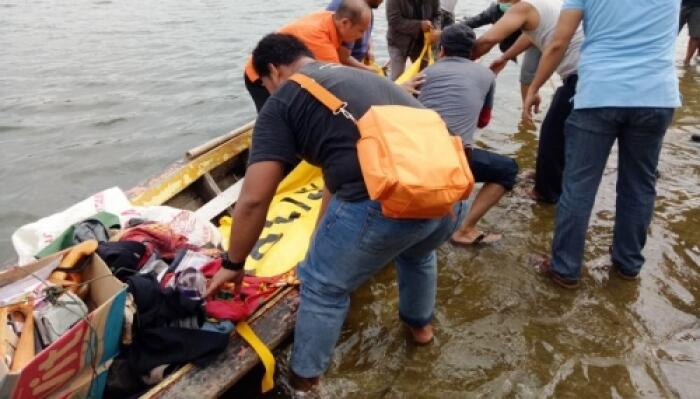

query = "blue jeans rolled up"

[{"left": 291, "top": 197, "right": 467, "bottom": 378}]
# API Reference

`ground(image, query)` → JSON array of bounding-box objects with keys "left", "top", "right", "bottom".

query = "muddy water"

[
  {"left": 312, "top": 48, "right": 700, "bottom": 399},
  {"left": 2, "top": 0, "right": 699, "bottom": 397}
]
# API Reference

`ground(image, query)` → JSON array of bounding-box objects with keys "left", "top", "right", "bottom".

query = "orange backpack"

[{"left": 288, "top": 73, "right": 474, "bottom": 219}]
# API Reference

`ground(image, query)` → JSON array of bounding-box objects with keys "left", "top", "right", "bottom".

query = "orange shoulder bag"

[{"left": 288, "top": 73, "right": 474, "bottom": 219}]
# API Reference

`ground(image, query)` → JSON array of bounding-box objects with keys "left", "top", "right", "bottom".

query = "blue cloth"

[
  {"left": 290, "top": 197, "right": 467, "bottom": 378},
  {"left": 202, "top": 320, "right": 235, "bottom": 334},
  {"left": 562, "top": 0, "right": 681, "bottom": 109},
  {"left": 327, "top": 0, "right": 374, "bottom": 60},
  {"left": 550, "top": 107, "right": 674, "bottom": 282}
]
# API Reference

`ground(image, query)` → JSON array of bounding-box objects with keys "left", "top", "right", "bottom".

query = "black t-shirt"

[{"left": 249, "top": 62, "right": 423, "bottom": 201}]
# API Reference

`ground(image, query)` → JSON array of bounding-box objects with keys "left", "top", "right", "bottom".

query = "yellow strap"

[
  {"left": 426, "top": 32, "right": 435, "bottom": 65},
  {"left": 394, "top": 33, "right": 434, "bottom": 84},
  {"left": 236, "top": 321, "right": 275, "bottom": 393},
  {"left": 288, "top": 74, "right": 345, "bottom": 113}
]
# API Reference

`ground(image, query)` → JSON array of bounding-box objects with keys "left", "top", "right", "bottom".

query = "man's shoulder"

[{"left": 432, "top": 58, "right": 495, "bottom": 79}]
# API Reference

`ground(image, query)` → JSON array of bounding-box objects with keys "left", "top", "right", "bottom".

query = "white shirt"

[{"left": 522, "top": 0, "right": 584, "bottom": 78}]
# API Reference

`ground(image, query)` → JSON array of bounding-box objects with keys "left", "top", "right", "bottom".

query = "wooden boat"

[
  {"left": 9, "top": 120, "right": 297, "bottom": 397},
  {"left": 117, "top": 120, "right": 302, "bottom": 398}
]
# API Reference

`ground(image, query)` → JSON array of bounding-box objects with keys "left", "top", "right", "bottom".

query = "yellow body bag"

[{"left": 394, "top": 32, "right": 435, "bottom": 84}]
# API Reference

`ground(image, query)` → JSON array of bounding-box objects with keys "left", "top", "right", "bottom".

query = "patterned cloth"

[{"left": 175, "top": 268, "right": 207, "bottom": 301}]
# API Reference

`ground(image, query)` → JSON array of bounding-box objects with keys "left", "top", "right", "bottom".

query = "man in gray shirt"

[{"left": 419, "top": 24, "right": 518, "bottom": 245}]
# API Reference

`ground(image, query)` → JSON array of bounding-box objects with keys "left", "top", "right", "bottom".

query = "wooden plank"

[
  {"left": 197, "top": 172, "right": 235, "bottom": 217},
  {"left": 186, "top": 121, "right": 255, "bottom": 160},
  {"left": 194, "top": 178, "right": 244, "bottom": 221},
  {"left": 201, "top": 173, "right": 222, "bottom": 197},
  {"left": 142, "top": 288, "right": 300, "bottom": 399},
  {"left": 126, "top": 131, "right": 252, "bottom": 207}
]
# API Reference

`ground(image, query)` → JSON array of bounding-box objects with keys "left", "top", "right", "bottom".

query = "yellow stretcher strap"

[
  {"left": 236, "top": 321, "right": 275, "bottom": 393},
  {"left": 394, "top": 32, "right": 434, "bottom": 84}
]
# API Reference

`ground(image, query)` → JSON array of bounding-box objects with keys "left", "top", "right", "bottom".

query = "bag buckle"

[{"left": 333, "top": 103, "right": 357, "bottom": 123}]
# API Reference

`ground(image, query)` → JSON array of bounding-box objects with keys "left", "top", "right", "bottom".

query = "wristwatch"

[{"left": 221, "top": 252, "right": 245, "bottom": 271}]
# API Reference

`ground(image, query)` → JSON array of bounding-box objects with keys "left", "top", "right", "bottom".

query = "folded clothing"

[
  {"left": 126, "top": 327, "right": 229, "bottom": 374},
  {"left": 97, "top": 241, "right": 147, "bottom": 281},
  {"left": 34, "top": 290, "right": 88, "bottom": 348},
  {"left": 126, "top": 273, "right": 204, "bottom": 329},
  {"left": 35, "top": 211, "right": 120, "bottom": 259},
  {"left": 175, "top": 268, "right": 207, "bottom": 301}
]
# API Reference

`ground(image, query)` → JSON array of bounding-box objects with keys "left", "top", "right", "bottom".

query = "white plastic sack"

[
  {"left": 12, "top": 188, "right": 222, "bottom": 266},
  {"left": 11, "top": 187, "right": 133, "bottom": 265}
]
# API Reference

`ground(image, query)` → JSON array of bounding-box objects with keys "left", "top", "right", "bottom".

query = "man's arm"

[
  {"left": 205, "top": 161, "right": 286, "bottom": 295},
  {"left": 489, "top": 34, "right": 533, "bottom": 74},
  {"left": 471, "top": 3, "right": 530, "bottom": 59},
  {"left": 478, "top": 81, "right": 496, "bottom": 129},
  {"left": 315, "top": 187, "right": 332, "bottom": 230},
  {"left": 523, "top": 9, "right": 582, "bottom": 121},
  {"left": 463, "top": 3, "right": 501, "bottom": 28},
  {"left": 338, "top": 46, "right": 375, "bottom": 71},
  {"left": 386, "top": 0, "right": 424, "bottom": 35}
]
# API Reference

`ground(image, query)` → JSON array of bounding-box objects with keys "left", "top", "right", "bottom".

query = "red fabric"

[
  {"left": 204, "top": 274, "right": 287, "bottom": 322},
  {"left": 205, "top": 297, "right": 256, "bottom": 321},
  {"left": 200, "top": 258, "right": 222, "bottom": 278},
  {"left": 119, "top": 223, "right": 193, "bottom": 265},
  {"left": 160, "top": 272, "right": 176, "bottom": 289},
  {"left": 478, "top": 106, "right": 492, "bottom": 128}
]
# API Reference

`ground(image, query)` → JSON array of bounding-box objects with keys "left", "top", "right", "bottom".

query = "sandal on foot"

[
  {"left": 451, "top": 231, "right": 502, "bottom": 246},
  {"left": 530, "top": 255, "right": 579, "bottom": 289}
]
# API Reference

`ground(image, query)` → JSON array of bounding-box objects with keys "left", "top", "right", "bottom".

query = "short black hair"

[
  {"left": 334, "top": 0, "right": 367, "bottom": 25},
  {"left": 252, "top": 33, "right": 314, "bottom": 78},
  {"left": 441, "top": 24, "right": 476, "bottom": 58}
]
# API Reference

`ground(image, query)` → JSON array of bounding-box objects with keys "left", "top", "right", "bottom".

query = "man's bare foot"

[
  {"left": 290, "top": 371, "right": 320, "bottom": 392},
  {"left": 451, "top": 227, "right": 501, "bottom": 246},
  {"left": 407, "top": 323, "right": 434, "bottom": 345}
]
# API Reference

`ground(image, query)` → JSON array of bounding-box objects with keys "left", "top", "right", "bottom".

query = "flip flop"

[
  {"left": 451, "top": 231, "right": 502, "bottom": 246},
  {"left": 529, "top": 255, "right": 580, "bottom": 289}
]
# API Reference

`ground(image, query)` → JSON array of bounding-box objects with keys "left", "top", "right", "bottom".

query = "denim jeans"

[
  {"left": 550, "top": 107, "right": 674, "bottom": 282},
  {"left": 290, "top": 197, "right": 467, "bottom": 378}
]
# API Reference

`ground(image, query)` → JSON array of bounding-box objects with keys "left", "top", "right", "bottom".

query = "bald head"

[
  {"left": 334, "top": 0, "right": 371, "bottom": 24},
  {"left": 334, "top": 0, "right": 372, "bottom": 42}
]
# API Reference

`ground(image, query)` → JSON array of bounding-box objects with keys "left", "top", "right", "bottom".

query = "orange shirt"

[{"left": 245, "top": 11, "right": 341, "bottom": 82}]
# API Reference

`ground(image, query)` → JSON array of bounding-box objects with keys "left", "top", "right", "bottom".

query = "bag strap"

[{"left": 288, "top": 73, "right": 357, "bottom": 123}]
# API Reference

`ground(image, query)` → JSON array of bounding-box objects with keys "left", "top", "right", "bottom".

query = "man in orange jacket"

[{"left": 244, "top": 0, "right": 371, "bottom": 111}]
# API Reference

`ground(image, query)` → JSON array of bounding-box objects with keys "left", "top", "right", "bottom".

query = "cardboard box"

[
  {"left": 0, "top": 252, "right": 126, "bottom": 399},
  {"left": 48, "top": 360, "right": 112, "bottom": 399}
]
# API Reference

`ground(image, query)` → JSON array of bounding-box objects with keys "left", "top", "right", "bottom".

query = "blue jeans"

[
  {"left": 550, "top": 107, "right": 674, "bottom": 282},
  {"left": 291, "top": 197, "right": 467, "bottom": 378}
]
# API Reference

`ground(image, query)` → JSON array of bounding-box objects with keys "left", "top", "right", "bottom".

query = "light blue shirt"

[{"left": 562, "top": 0, "right": 681, "bottom": 109}]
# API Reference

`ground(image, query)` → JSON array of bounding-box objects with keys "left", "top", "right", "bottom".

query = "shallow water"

[{"left": 2, "top": 0, "right": 699, "bottom": 397}]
